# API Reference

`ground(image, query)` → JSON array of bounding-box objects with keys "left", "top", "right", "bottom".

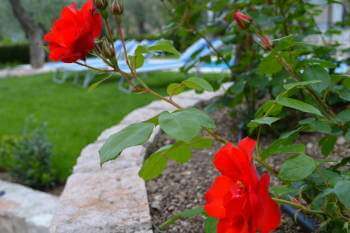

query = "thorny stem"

[
  {"left": 103, "top": 18, "right": 114, "bottom": 42},
  {"left": 255, "top": 157, "right": 278, "bottom": 176},
  {"left": 276, "top": 56, "right": 337, "bottom": 120},
  {"left": 272, "top": 197, "right": 324, "bottom": 215},
  {"left": 252, "top": 23, "right": 337, "bottom": 121},
  {"left": 114, "top": 20, "right": 229, "bottom": 145},
  {"left": 75, "top": 61, "right": 112, "bottom": 73}
]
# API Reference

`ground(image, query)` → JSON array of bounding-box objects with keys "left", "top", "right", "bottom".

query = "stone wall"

[{"left": 50, "top": 83, "right": 232, "bottom": 233}]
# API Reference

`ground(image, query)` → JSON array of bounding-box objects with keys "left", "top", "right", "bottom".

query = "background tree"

[{"left": 7, "top": 0, "right": 45, "bottom": 68}]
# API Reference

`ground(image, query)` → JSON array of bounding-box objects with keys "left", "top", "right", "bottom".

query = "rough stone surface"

[
  {"left": 50, "top": 84, "right": 232, "bottom": 233},
  {"left": 51, "top": 168, "right": 152, "bottom": 233},
  {"left": 0, "top": 180, "right": 59, "bottom": 233}
]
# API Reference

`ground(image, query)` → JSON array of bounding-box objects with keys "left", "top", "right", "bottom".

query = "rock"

[
  {"left": 50, "top": 168, "right": 152, "bottom": 233},
  {"left": 0, "top": 180, "right": 59, "bottom": 233},
  {"left": 337, "top": 136, "right": 346, "bottom": 145}
]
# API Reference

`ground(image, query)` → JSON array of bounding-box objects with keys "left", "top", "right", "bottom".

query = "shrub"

[
  {"left": 9, "top": 122, "right": 57, "bottom": 189},
  {"left": 0, "top": 43, "right": 30, "bottom": 65},
  {"left": 0, "top": 135, "right": 19, "bottom": 171}
]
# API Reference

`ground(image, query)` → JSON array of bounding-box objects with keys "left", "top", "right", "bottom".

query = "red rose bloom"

[
  {"left": 233, "top": 11, "right": 252, "bottom": 29},
  {"left": 205, "top": 137, "right": 281, "bottom": 233},
  {"left": 44, "top": 0, "right": 103, "bottom": 63}
]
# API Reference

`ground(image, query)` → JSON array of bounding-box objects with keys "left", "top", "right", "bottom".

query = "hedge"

[{"left": 0, "top": 43, "right": 30, "bottom": 64}]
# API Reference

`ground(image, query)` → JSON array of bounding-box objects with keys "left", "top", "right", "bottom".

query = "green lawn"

[{"left": 0, "top": 71, "right": 226, "bottom": 181}]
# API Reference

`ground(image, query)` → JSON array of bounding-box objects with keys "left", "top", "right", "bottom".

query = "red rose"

[
  {"left": 233, "top": 11, "right": 252, "bottom": 29},
  {"left": 205, "top": 137, "right": 281, "bottom": 233},
  {"left": 44, "top": 0, "right": 103, "bottom": 63}
]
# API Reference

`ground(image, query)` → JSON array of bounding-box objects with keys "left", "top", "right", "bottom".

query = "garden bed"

[{"left": 145, "top": 99, "right": 350, "bottom": 232}]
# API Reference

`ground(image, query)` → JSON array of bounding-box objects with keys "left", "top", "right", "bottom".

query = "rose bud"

[
  {"left": 94, "top": 0, "right": 108, "bottom": 10},
  {"left": 111, "top": 0, "right": 124, "bottom": 15},
  {"left": 99, "top": 38, "right": 115, "bottom": 59},
  {"left": 233, "top": 11, "right": 252, "bottom": 29},
  {"left": 261, "top": 35, "right": 273, "bottom": 50}
]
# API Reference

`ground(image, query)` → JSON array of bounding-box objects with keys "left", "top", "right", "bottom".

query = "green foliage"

[
  {"left": 275, "top": 96, "right": 323, "bottom": 117},
  {"left": 204, "top": 217, "right": 218, "bottom": 233},
  {"left": 139, "top": 149, "right": 168, "bottom": 180},
  {"left": 0, "top": 43, "right": 30, "bottom": 64},
  {"left": 139, "top": 137, "right": 212, "bottom": 180},
  {"left": 99, "top": 122, "right": 155, "bottom": 164},
  {"left": 166, "top": 77, "right": 214, "bottom": 96},
  {"left": 0, "top": 135, "right": 19, "bottom": 170},
  {"left": 9, "top": 121, "right": 57, "bottom": 189},
  {"left": 182, "top": 77, "right": 214, "bottom": 92},
  {"left": 159, "top": 206, "right": 205, "bottom": 230},
  {"left": 279, "top": 154, "right": 317, "bottom": 181},
  {"left": 159, "top": 108, "right": 215, "bottom": 142}
]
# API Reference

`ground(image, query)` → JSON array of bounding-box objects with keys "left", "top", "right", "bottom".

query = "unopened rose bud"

[
  {"left": 233, "top": 11, "right": 252, "bottom": 29},
  {"left": 260, "top": 35, "right": 273, "bottom": 50},
  {"left": 98, "top": 38, "right": 115, "bottom": 59},
  {"left": 94, "top": 0, "right": 108, "bottom": 10},
  {"left": 111, "top": 0, "right": 124, "bottom": 15}
]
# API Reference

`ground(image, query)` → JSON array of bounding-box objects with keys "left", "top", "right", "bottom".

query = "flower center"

[{"left": 230, "top": 180, "right": 247, "bottom": 199}]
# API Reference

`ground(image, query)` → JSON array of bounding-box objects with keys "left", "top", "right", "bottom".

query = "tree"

[{"left": 8, "top": 0, "right": 45, "bottom": 68}]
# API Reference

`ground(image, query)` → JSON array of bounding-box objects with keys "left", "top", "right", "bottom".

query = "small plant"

[
  {"left": 9, "top": 120, "right": 57, "bottom": 189},
  {"left": 0, "top": 135, "right": 19, "bottom": 171}
]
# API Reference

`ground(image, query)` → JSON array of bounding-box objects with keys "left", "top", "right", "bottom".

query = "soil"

[{"left": 145, "top": 100, "right": 350, "bottom": 233}]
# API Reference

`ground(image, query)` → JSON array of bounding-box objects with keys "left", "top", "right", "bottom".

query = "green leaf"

[
  {"left": 279, "top": 154, "right": 317, "bottom": 181},
  {"left": 159, "top": 108, "right": 215, "bottom": 142},
  {"left": 337, "top": 88, "right": 350, "bottom": 101},
  {"left": 258, "top": 54, "right": 282, "bottom": 75},
  {"left": 167, "top": 83, "right": 185, "bottom": 96},
  {"left": 276, "top": 96, "right": 323, "bottom": 116},
  {"left": 311, "top": 188, "right": 334, "bottom": 210},
  {"left": 336, "top": 109, "right": 350, "bottom": 123},
  {"left": 255, "top": 100, "right": 282, "bottom": 117},
  {"left": 299, "top": 118, "right": 332, "bottom": 134},
  {"left": 88, "top": 75, "right": 112, "bottom": 91},
  {"left": 261, "top": 141, "right": 305, "bottom": 160},
  {"left": 159, "top": 207, "right": 204, "bottom": 230},
  {"left": 229, "top": 79, "right": 246, "bottom": 96},
  {"left": 346, "top": 129, "right": 350, "bottom": 141},
  {"left": 283, "top": 80, "right": 322, "bottom": 91},
  {"left": 319, "top": 135, "right": 337, "bottom": 157},
  {"left": 129, "top": 54, "right": 144, "bottom": 69},
  {"left": 189, "top": 137, "right": 213, "bottom": 149},
  {"left": 188, "top": 108, "right": 216, "bottom": 129},
  {"left": 248, "top": 117, "right": 280, "bottom": 128},
  {"left": 274, "top": 35, "right": 296, "bottom": 50},
  {"left": 270, "top": 186, "right": 298, "bottom": 197},
  {"left": 159, "top": 110, "right": 201, "bottom": 142},
  {"left": 139, "top": 152, "right": 167, "bottom": 180},
  {"left": 176, "top": 206, "right": 204, "bottom": 218},
  {"left": 99, "top": 123, "right": 154, "bottom": 164},
  {"left": 135, "top": 45, "right": 149, "bottom": 55},
  {"left": 167, "top": 142, "right": 192, "bottom": 164},
  {"left": 149, "top": 39, "right": 180, "bottom": 56},
  {"left": 183, "top": 77, "right": 214, "bottom": 92},
  {"left": 204, "top": 217, "right": 218, "bottom": 233},
  {"left": 333, "top": 180, "right": 350, "bottom": 209},
  {"left": 302, "top": 65, "right": 331, "bottom": 93}
]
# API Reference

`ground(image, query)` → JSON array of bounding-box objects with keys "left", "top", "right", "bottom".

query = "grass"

[{"left": 0, "top": 71, "right": 227, "bottom": 182}]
